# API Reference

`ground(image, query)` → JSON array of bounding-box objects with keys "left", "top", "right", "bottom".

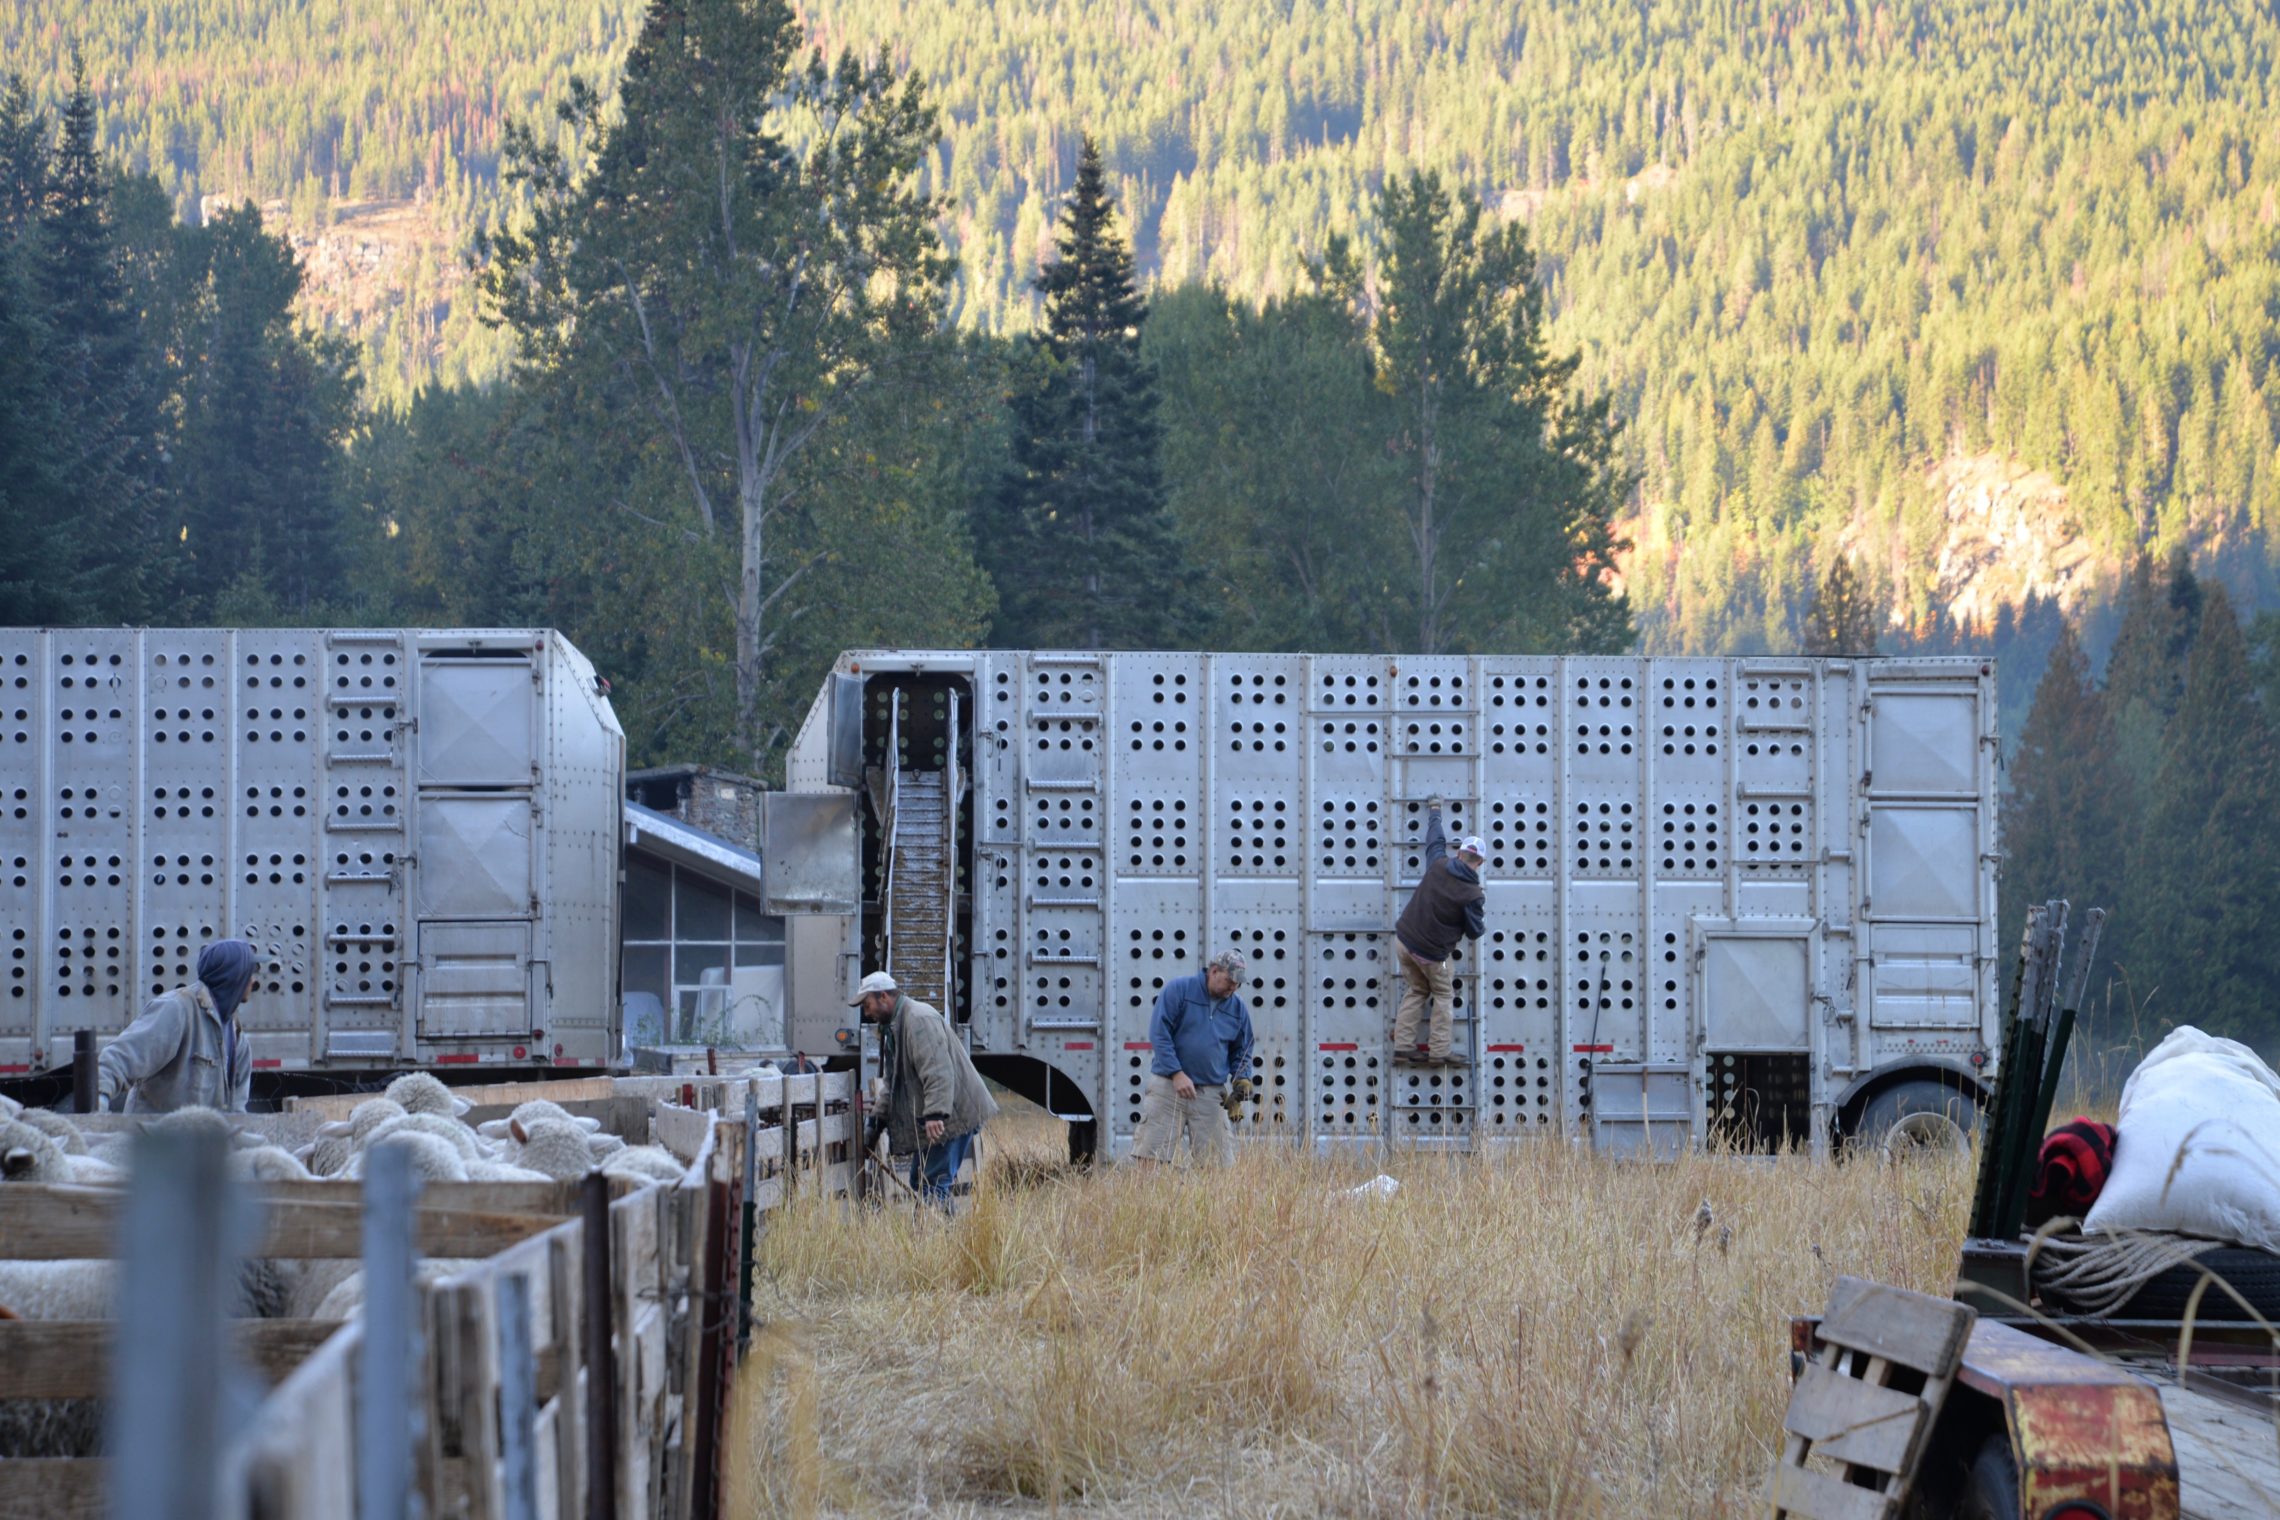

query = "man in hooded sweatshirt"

[{"left": 96, "top": 939, "right": 260, "bottom": 1112}]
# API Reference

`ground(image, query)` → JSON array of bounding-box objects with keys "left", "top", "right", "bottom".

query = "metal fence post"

[
  {"left": 739, "top": 1078, "right": 760, "bottom": 1354},
  {"left": 581, "top": 1171, "right": 618, "bottom": 1520},
  {"left": 496, "top": 1271, "right": 539, "bottom": 1520},
  {"left": 358, "top": 1141, "right": 423, "bottom": 1520},
  {"left": 108, "top": 1126, "right": 261, "bottom": 1520},
  {"left": 71, "top": 1028, "right": 98, "bottom": 1114}
]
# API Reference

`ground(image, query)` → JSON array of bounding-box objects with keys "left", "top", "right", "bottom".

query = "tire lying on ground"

[
  {"left": 2041, "top": 1246, "right": 2280, "bottom": 1323},
  {"left": 1852, "top": 1079, "right": 1983, "bottom": 1156}
]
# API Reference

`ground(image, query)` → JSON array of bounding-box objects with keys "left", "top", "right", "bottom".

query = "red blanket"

[{"left": 2025, "top": 1117, "right": 2116, "bottom": 1226}]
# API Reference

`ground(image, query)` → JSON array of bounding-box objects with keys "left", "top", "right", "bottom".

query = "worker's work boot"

[
  {"left": 1434, "top": 1051, "right": 1472, "bottom": 1068},
  {"left": 1390, "top": 1044, "right": 1427, "bottom": 1066}
]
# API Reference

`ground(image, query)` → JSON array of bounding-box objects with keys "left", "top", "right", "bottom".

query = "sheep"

[
  {"left": 310, "top": 1257, "right": 479, "bottom": 1323},
  {"left": 232, "top": 1144, "right": 315, "bottom": 1184},
  {"left": 310, "top": 1096, "right": 405, "bottom": 1148},
  {"left": 302, "top": 1132, "right": 355, "bottom": 1178},
  {"left": 0, "top": 1119, "right": 124, "bottom": 1185},
  {"left": 0, "top": 1263, "right": 115, "bottom": 1458},
  {"left": 475, "top": 1100, "right": 601, "bottom": 1144},
  {"left": 383, "top": 1072, "right": 471, "bottom": 1119},
  {"left": 504, "top": 1117, "right": 603, "bottom": 1182},
  {"left": 14, "top": 1107, "right": 87, "bottom": 1154},
  {"left": 0, "top": 1093, "right": 20, "bottom": 1119},
  {"left": 362, "top": 1111, "right": 488, "bottom": 1164},
  {"left": 601, "top": 1145, "right": 689, "bottom": 1184},
  {"left": 345, "top": 1131, "right": 467, "bottom": 1184}
]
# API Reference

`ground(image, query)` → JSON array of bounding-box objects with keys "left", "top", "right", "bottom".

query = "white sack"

[{"left": 2082, "top": 1025, "right": 2280, "bottom": 1251}]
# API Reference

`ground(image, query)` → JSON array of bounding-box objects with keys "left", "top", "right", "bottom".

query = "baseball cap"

[
  {"left": 1459, "top": 836, "right": 1488, "bottom": 859},
  {"left": 849, "top": 970, "right": 899, "bottom": 1005}
]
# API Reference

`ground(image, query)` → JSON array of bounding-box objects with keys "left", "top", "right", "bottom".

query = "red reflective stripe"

[
  {"left": 1122, "top": 1041, "right": 1153, "bottom": 1050},
  {"left": 252, "top": 1058, "right": 284, "bottom": 1069},
  {"left": 1485, "top": 1043, "right": 1526, "bottom": 1052},
  {"left": 433, "top": 1053, "right": 481, "bottom": 1065},
  {"left": 0, "top": 1063, "right": 29, "bottom": 1073},
  {"left": 1318, "top": 1042, "right": 1359, "bottom": 1051},
  {"left": 1572, "top": 1043, "right": 1614, "bottom": 1053},
  {"left": 1065, "top": 1041, "right": 1095, "bottom": 1051}
]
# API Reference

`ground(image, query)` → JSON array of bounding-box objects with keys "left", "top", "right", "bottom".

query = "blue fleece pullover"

[{"left": 1148, "top": 972, "right": 1255, "bottom": 1087}]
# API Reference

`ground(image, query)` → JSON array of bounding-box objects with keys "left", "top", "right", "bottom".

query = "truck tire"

[
  {"left": 2047, "top": 1246, "right": 2280, "bottom": 1323},
  {"left": 1955, "top": 1433, "right": 2020, "bottom": 1520},
  {"left": 1855, "top": 1078, "right": 1982, "bottom": 1157}
]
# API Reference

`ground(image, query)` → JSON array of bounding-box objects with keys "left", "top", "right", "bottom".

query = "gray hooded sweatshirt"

[{"left": 96, "top": 982, "right": 254, "bottom": 1113}]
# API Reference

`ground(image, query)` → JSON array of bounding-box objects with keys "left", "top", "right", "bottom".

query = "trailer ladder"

[{"left": 885, "top": 768, "right": 954, "bottom": 1012}]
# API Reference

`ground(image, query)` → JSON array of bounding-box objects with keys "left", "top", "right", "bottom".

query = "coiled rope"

[{"left": 2024, "top": 1224, "right": 2223, "bottom": 1317}]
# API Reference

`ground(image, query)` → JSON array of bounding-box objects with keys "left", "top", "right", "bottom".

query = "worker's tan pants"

[
  {"left": 1390, "top": 945, "right": 1455, "bottom": 1060},
  {"left": 1132, "top": 1075, "right": 1234, "bottom": 1166}
]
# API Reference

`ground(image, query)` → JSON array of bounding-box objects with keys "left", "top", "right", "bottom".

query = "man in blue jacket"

[{"left": 1132, "top": 950, "right": 1254, "bottom": 1168}]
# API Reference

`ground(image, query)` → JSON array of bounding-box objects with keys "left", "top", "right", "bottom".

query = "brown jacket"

[
  {"left": 881, "top": 995, "right": 999, "bottom": 1152},
  {"left": 1395, "top": 810, "right": 1485, "bottom": 962}
]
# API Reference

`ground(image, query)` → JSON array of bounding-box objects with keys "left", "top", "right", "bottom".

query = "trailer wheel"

[
  {"left": 1955, "top": 1433, "right": 2020, "bottom": 1519},
  {"left": 1855, "top": 1079, "right": 1980, "bottom": 1157}
]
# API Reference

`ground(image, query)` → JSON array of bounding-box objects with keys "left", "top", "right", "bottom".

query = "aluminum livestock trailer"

[
  {"left": 0, "top": 628, "right": 623, "bottom": 1085},
  {"left": 772, "top": 650, "right": 2004, "bottom": 1161}
]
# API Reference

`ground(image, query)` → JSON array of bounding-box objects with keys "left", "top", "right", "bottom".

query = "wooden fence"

[{"left": 0, "top": 1071, "right": 858, "bottom": 1520}]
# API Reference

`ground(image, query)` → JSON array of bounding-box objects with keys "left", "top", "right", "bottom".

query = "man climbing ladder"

[{"left": 1390, "top": 797, "right": 1486, "bottom": 1067}]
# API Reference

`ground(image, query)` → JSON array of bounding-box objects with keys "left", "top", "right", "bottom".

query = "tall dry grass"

[{"left": 726, "top": 1114, "right": 1972, "bottom": 1518}]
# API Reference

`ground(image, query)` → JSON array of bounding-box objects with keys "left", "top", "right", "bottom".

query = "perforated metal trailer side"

[
  {"left": 771, "top": 650, "right": 2004, "bottom": 1161},
  {"left": 0, "top": 627, "right": 624, "bottom": 1086}
]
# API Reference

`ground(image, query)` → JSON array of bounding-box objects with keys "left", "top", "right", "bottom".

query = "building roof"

[
  {"left": 623, "top": 801, "right": 764, "bottom": 894},
  {"left": 625, "top": 762, "right": 766, "bottom": 791}
]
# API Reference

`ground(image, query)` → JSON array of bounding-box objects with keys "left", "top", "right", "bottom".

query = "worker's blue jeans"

[{"left": 910, "top": 1130, "right": 975, "bottom": 1204}]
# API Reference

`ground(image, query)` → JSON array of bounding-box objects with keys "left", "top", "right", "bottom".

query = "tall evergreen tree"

[
  {"left": 0, "top": 232, "right": 79, "bottom": 621},
  {"left": 478, "top": 0, "right": 989, "bottom": 770},
  {"left": 2132, "top": 586, "right": 2280, "bottom": 1049},
  {"left": 2102, "top": 549, "right": 2204, "bottom": 813},
  {"left": 1998, "top": 619, "right": 2121, "bottom": 992},
  {"left": 987, "top": 135, "right": 1184, "bottom": 649},
  {"left": 37, "top": 55, "right": 171, "bottom": 621},
  {"left": 1800, "top": 556, "right": 1880, "bottom": 655},
  {"left": 171, "top": 203, "right": 361, "bottom": 620},
  {"left": 1330, "top": 170, "right": 1631, "bottom": 653}
]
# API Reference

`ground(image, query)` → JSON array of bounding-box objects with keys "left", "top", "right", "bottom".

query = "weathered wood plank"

[
  {"left": 1818, "top": 1276, "right": 1974, "bottom": 1378},
  {"left": 1766, "top": 1459, "right": 1894, "bottom": 1520},
  {"left": 2160, "top": 1383, "right": 2280, "bottom": 1520},
  {"left": 652, "top": 1102, "right": 715, "bottom": 1167},
  {"left": 0, "top": 1319, "right": 341, "bottom": 1397},
  {"left": 284, "top": 1077, "right": 620, "bottom": 1122},
  {"left": 0, "top": 1185, "right": 560, "bottom": 1260},
  {"left": 1782, "top": 1362, "right": 1925, "bottom": 1474},
  {"left": 0, "top": 1458, "right": 104, "bottom": 1520},
  {"left": 259, "top": 1178, "right": 584, "bottom": 1216}
]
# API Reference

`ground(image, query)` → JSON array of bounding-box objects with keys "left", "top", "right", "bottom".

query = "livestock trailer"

[
  {"left": 773, "top": 650, "right": 2004, "bottom": 1161},
  {"left": 0, "top": 627, "right": 624, "bottom": 1083}
]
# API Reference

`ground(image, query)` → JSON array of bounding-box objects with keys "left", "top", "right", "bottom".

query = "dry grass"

[{"left": 726, "top": 1108, "right": 1972, "bottom": 1518}]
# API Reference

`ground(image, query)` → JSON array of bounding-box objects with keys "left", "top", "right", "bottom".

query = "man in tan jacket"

[{"left": 854, "top": 971, "right": 999, "bottom": 1203}]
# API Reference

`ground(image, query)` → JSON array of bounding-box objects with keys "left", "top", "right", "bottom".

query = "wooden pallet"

[{"left": 1767, "top": 1275, "right": 1978, "bottom": 1520}]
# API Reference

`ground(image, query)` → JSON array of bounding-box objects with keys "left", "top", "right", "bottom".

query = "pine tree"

[
  {"left": 988, "top": 135, "right": 1185, "bottom": 649},
  {"left": 1800, "top": 556, "right": 1880, "bottom": 655},
  {"left": 2133, "top": 587, "right": 2280, "bottom": 1049},
  {"left": 37, "top": 55, "right": 172, "bottom": 621},
  {"left": 2102, "top": 549, "right": 2203, "bottom": 813},
  {"left": 1998, "top": 619, "right": 2121, "bottom": 997},
  {"left": 0, "top": 233, "right": 80, "bottom": 621}
]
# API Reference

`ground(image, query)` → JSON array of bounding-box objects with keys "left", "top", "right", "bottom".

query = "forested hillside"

[{"left": 10, "top": 0, "right": 2280, "bottom": 652}]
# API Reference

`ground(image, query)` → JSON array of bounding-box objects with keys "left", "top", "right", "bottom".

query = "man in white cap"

[
  {"left": 853, "top": 970, "right": 998, "bottom": 1203},
  {"left": 1390, "top": 797, "right": 1486, "bottom": 1066}
]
